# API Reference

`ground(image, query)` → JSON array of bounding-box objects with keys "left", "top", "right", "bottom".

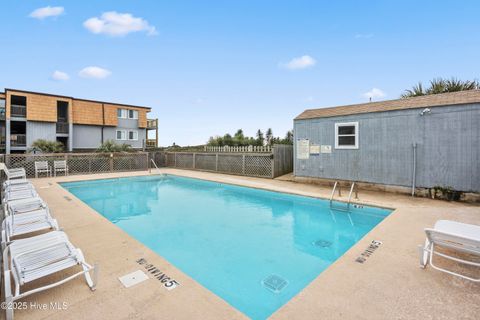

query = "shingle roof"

[
  {"left": 4, "top": 88, "right": 151, "bottom": 110},
  {"left": 295, "top": 89, "right": 480, "bottom": 120}
]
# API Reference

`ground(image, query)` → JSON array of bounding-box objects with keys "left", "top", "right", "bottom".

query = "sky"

[{"left": 0, "top": 1, "right": 479, "bottom": 146}]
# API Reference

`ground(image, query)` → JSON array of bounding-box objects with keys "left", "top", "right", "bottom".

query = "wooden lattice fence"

[
  {"left": 149, "top": 145, "right": 293, "bottom": 178},
  {"left": 1, "top": 152, "right": 149, "bottom": 177},
  {"left": 0, "top": 146, "right": 292, "bottom": 179}
]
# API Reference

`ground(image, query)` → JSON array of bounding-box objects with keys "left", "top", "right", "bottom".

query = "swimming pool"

[{"left": 61, "top": 175, "right": 391, "bottom": 319}]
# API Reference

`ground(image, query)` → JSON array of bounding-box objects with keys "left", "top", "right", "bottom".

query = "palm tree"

[
  {"left": 401, "top": 82, "right": 425, "bottom": 98},
  {"left": 402, "top": 78, "right": 479, "bottom": 98},
  {"left": 256, "top": 129, "right": 264, "bottom": 146},
  {"left": 285, "top": 130, "right": 293, "bottom": 143},
  {"left": 426, "top": 78, "right": 447, "bottom": 94},
  {"left": 443, "top": 78, "right": 479, "bottom": 92}
]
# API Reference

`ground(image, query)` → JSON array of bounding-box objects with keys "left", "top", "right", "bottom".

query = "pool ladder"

[{"left": 329, "top": 181, "right": 358, "bottom": 211}]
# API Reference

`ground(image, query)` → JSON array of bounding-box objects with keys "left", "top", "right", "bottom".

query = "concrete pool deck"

[{"left": 7, "top": 169, "right": 480, "bottom": 320}]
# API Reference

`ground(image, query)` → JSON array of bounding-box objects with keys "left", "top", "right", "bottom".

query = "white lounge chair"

[
  {"left": 2, "top": 209, "right": 59, "bottom": 247},
  {"left": 3, "top": 188, "right": 38, "bottom": 204},
  {"left": 0, "top": 163, "right": 26, "bottom": 180},
  {"left": 34, "top": 161, "right": 51, "bottom": 178},
  {"left": 2, "top": 197, "right": 58, "bottom": 248},
  {"left": 419, "top": 220, "right": 480, "bottom": 282},
  {"left": 3, "top": 179, "right": 30, "bottom": 190},
  {"left": 3, "top": 231, "right": 98, "bottom": 320},
  {"left": 3, "top": 181, "right": 34, "bottom": 193},
  {"left": 6, "top": 197, "right": 46, "bottom": 213},
  {"left": 53, "top": 160, "right": 68, "bottom": 177}
]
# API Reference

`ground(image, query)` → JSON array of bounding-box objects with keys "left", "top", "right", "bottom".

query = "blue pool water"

[{"left": 61, "top": 175, "right": 391, "bottom": 319}]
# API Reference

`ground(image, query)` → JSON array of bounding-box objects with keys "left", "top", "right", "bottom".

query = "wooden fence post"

[
  {"left": 193, "top": 153, "right": 196, "bottom": 169},
  {"left": 65, "top": 153, "right": 69, "bottom": 175},
  {"left": 242, "top": 155, "right": 245, "bottom": 175},
  {"left": 271, "top": 152, "right": 275, "bottom": 178},
  {"left": 109, "top": 153, "right": 114, "bottom": 172},
  {"left": 215, "top": 153, "right": 218, "bottom": 171}
]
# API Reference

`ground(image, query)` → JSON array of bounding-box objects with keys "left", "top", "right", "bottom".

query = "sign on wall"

[
  {"left": 297, "top": 139, "right": 310, "bottom": 159},
  {"left": 309, "top": 145, "right": 320, "bottom": 154},
  {"left": 321, "top": 145, "right": 332, "bottom": 153}
]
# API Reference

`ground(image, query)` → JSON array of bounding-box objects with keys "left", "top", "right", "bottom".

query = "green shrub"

[
  {"left": 96, "top": 140, "right": 132, "bottom": 153},
  {"left": 30, "top": 139, "right": 65, "bottom": 153}
]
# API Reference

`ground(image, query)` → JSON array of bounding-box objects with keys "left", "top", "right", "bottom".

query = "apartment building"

[{"left": 0, "top": 88, "right": 158, "bottom": 154}]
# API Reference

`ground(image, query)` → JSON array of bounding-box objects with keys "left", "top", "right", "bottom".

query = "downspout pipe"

[{"left": 411, "top": 142, "right": 417, "bottom": 197}]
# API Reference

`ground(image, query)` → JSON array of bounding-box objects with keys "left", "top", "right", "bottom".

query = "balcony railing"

[
  {"left": 11, "top": 105, "right": 26, "bottom": 118},
  {"left": 147, "top": 119, "right": 158, "bottom": 129},
  {"left": 146, "top": 139, "right": 157, "bottom": 148},
  {"left": 11, "top": 134, "right": 26, "bottom": 147},
  {"left": 56, "top": 122, "right": 69, "bottom": 134}
]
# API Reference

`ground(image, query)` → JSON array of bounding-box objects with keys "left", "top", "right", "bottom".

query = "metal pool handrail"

[{"left": 149, "top": 159, "right": 160, "bottom": 174}]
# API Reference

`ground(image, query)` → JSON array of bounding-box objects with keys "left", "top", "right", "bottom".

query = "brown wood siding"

[
  {"left": 103, "top": 104, "right": 118, "bottom": 126},
  {"left": 73, "top": 102, "right": 149, "bottom": 127},
  {"left": 5, "top": 92, "right": 10, "bottom": 119},
  {"left": 72, "top": 100, "right": 104, "bottom": 125},
  {"left": 138, "top": 109, "right": 147, "bottom": 128},
  {"left": 4, "top": 89, "right": 151, "bottom": 126},
  {"left": 6, "top": 90, "right": 71, "bottom": 122},
  {"left": 105, "top": 104, "right": 148, "bottom": 128}
]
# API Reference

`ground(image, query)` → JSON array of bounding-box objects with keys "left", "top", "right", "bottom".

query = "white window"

[
  {"left": 335, "top": 122, "right": 359, "bottom": 149},
  {"left": 128, "top": 130, "right": 138, "bottom": 140},
  {"left": 128, "top": 110, "right": 138, "bottom": 119},
  {"left": 116, "top": 130, "right": 127, "bottom": 140},
  {"left": 117, "top": 109, "right": 127, "bottom": 119}
]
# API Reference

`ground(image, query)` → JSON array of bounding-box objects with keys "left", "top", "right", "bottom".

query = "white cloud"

[
  {"left": 29, "top": 6, "right": 64, "bottom": 19},
  {"left": 355, "top": 33, "right": 374, "bottom": 39},
  {"left": 83, "top": 11, "right": 157, "bottom": 37},
  {"left": 79, "top": 66, "right": 111, "bottom": 79},
  {"left": 51, "top": 70, "right": 69, "bottom": 81},
  {"left": 305, "top": 96, "right": 314, "bottom": 102},
  {"left": 363, "top": 88, "right": 386, "bottom": 100},
  {"left": 281, "top": 55, "right": 316, "bottom": 70}
]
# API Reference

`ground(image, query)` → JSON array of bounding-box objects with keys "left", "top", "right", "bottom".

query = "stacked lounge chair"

[
  {"left": 419, "top": 220, "right": 480, "bottom": 282},
  {"left": 1, "top": 164, "right": 97, "bottom": 320}
]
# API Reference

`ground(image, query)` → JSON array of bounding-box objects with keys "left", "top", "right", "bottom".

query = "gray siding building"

[
  {"left": 294, "top": 90, "right": 480, "bottom": 192},
  {"left": 0, "top": 88, "right": 159, "bottom": 153}
]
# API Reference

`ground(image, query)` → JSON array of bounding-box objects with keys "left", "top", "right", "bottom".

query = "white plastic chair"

[
  {"left": 419, "top": 220, "right": 480, "bottom": 282},
  {"left": 34, "top": 161, "right": 51, "bottom": 178},
  {"left": 53, "top": 160, "right": 68, "bottom": 177},
  {"left": 3, "top": 231, "right": 98, "bottom": 320}
]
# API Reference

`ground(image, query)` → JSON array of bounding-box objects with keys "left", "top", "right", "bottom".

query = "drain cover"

[
  {"left": 262, "top": 275, "right": 288, "bottom": 293},
  {"left": 119, "top": 270, "right": 149, "bottom": 288},
  {"left": 312, "top": 239, "right": 332, "bottom": 248}
]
